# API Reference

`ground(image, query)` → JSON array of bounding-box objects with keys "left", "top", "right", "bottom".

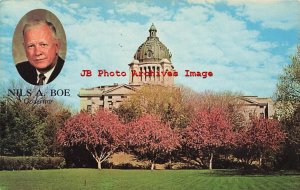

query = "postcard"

[{"left": 0, "top": 1, "right": 299, "bottom": 189}]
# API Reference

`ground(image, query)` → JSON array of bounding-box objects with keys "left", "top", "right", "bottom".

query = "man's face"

[{"left": 23, "top": 24, "right": 59, "bottom": 72}]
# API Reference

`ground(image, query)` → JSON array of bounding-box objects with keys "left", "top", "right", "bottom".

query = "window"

[
  {"left": 147, "top": 50, "right": 153, "bottom": 58},
  {"left": 108, "top": 101, "right": 113, "bottom": 110},
  {"left": 100, "top": 96, "right": 104, "bottom": 100},
  {"left": 87, "top": 105, "right": 92, "bottom": 113},
  {"left": 121, "top": 95, "right": 127, "bottom": 99},
  {"left": 108, "top": 96, "right": 112, "bottom": 99},
  {"left": 249, "top": 112, "right": 253, "bottom": 119},
  {"left": 260, "top": 112, "right": 265, "bottom": 118}
]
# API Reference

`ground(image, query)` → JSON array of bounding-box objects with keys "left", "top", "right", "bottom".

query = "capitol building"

[
  {"left": 78, "top": 24, "right": 274, "bottom": 119},
  {"left": 79, "top": 24, "right": 176, "bottom": 112}
]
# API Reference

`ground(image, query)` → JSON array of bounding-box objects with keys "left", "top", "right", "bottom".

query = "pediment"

[
  {"left": 104, "top": 85, "right": 136, "bottom": 95},
  {"left": 239, "top": 97, "right": 260, "bottom": 105}
]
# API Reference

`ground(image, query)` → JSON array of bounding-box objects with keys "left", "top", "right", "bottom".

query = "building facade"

[
  {"left": 78, "top": 24, "right": 274, "bottom": 119},
  {"left": 79, "top": 24, "right": 175, "bottom": 112},
  {"left": 240, "top": 96, "right": 275, "bottom": 119}
]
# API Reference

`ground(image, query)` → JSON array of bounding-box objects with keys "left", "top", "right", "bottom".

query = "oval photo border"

[{"left": 13, "top": 9, "right": 67, "bottom": 85}]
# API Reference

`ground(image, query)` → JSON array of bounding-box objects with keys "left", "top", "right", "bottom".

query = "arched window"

[{"left": 147, "top": 50, "right": 153, "bottom": 58}]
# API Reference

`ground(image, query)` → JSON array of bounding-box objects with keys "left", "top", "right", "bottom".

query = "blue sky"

[{"left": 0, "top": 0, "right": 299, "bottom": 110}]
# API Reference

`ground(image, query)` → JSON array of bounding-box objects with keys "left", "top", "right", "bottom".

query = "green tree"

[
  {"left": 275, "top": 48, "right": 300, "bottom": 118},
  {"left": 0, "top": 100, "right": 40, "bottom": 155},
  {"left": 115, "top": 85, "right": 192, "bottom": 129},
  {"left": 0, "top": 80, "right": 71, "bottom": 156},
  {"left": 275, "top": 46, "right": 300, "bottom": 169}
]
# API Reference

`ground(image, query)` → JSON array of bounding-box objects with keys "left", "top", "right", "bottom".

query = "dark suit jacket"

[{"left": 16, "top": 56, "right": 64, "bottom": 85}]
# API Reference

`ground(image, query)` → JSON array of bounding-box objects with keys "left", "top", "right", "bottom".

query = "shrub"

[
  {"left": 0, "top": 156, "right": 65, "bottom": 170},
  {"left": 112, "top": 163, "right": 140, "bottom": 169}
]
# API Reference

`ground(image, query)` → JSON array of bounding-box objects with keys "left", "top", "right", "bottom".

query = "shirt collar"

[{"left": 36, "top": 64, "right": 56, "bottom": 85}]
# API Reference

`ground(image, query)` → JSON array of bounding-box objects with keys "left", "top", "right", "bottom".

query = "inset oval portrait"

[{"left": 13, "top": 9, "right": 67, "bottom": 85}]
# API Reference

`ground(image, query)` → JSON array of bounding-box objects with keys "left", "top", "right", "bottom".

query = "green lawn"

[{"left": 0, "top": 169, "right": 299, "bottom": 190}]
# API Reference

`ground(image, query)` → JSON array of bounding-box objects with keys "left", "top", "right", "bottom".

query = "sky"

[{"left": 0, "top": 0, "right": 299, "bottom": 110}]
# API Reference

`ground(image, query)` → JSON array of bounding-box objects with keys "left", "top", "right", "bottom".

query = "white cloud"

[
  {"left": 232, "top": 0, "right": 300, "bottom": 30},
  {"left": 174, "top": 5, "right": 212, "bottom": 23},
  {"left": 187, "top": 0, "right": 300, "bottom": 30},
  {"left": 154, "top": 5, "right": 286, "bottom": 98},
  {"left": 0, "top": 37, "right": 11, "bottom": 60},
  {"left": 286, "top": 45, "right": 299, "bottom": 57},
  {"left": 107, "top": 9, "right": 115, "bottom": 15},
  {"left": 187, "top": 0, "right": 222, "bottom": 3},
  {"left": 0, "top": 0, "right": 51, "bottom": 26},
  {"left": 114, "top": 1, "right": 172, "bottom": 20},
  {"left": 0, "top": 0, "right": 296, "bottom": 110}
]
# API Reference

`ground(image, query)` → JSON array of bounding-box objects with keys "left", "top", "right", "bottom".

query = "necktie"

[{"left": 37, "top": 74, "right": 46, "bottom": 85}]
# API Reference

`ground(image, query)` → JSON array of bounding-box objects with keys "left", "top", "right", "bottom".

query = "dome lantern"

[{"left": 149, "top": 23, "right": 157, "bottom": 38}]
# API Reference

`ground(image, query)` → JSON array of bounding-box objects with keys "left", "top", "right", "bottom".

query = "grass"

[{"left": 0, "top": 169, "right": 299, "bottom": 190}]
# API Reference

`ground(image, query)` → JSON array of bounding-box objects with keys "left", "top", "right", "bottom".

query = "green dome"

[{"left": 134, "top": 24, "right": 172, "bottom": 62}]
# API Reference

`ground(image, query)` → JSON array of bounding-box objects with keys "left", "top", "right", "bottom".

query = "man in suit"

[{"left": 16, "top": 20, "right": 64, "bottom": 85}]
